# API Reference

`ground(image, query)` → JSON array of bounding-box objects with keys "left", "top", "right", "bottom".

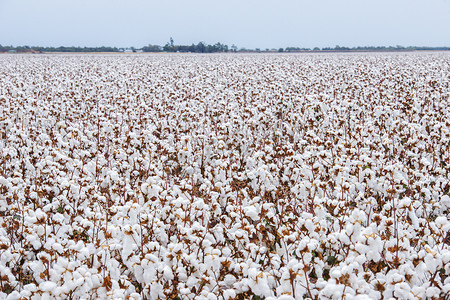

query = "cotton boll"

[
  {"left": 330, "top": 269, "right": 342, "bottom": 280},
  {"left": 352, "top": 295, "right": 372, "bottom": 300},
  {"left": 251, "top": 272, "right": 274, "bottom": 298},
  {"left": 411, "top": 286, "right": 425, "bottom": 299},
  {"left": 441, "top": 195, "right": 450, "bottom": 209},
  {"left": 121, "top": 234, "right": 137, "bottom": 263},
  {"left": 30, "top": 236, "right": 42, "bottom": 250},
  {"left": 244, "top": 206, "right": 259, "bottom": 221},
  {"left": 39, "top": 281, "right": 57, "bottom": 292},
  {"left": 399, "top": 197, "right": 411, "bottom": 209},
  {"left": 319, "top": 282, "right": 344, "bottom": 299},
  {"left": 5, "top": 291, "right": 21, "bottom": 300},
  {"left": 277, "top": 296, "right": 295, "bottom": 300},
  {"left": 129, "top": 292, "right": 141, "bottom": 300},
  {"left": 0, "top": 176, "right": 11, "bottom": 189},
  {"left": 424, "top": 252, "right": 439, "bottom": 271},
  {"left": 223, "top": 289, "right": 236, "bottom": 299},
  {"left": 163, "top": 266, "right": 174, "bottom": 281},
  {"left": 425, "top": 286, "right": 441, "bottom": 298},
  {"left": 434, "top": 216, "right": 450, "bottom": 231}
]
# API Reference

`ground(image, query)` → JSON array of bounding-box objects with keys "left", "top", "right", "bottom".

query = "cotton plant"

[{"left": 0, "top": 52, "right": 449, "bottom": 299}]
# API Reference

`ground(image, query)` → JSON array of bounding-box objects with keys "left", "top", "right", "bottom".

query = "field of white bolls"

[{"left": 0, "top": 52, "right": 449, "bottom": 299}]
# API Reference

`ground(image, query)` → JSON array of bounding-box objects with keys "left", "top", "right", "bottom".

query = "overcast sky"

[{"left": 1, "top": 0, "right": 449, "bottom": 49}]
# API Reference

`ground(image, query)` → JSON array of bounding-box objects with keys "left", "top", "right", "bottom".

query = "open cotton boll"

[
  {"left": 163, "top": 265, "right": 174, "bottom": 281},
  {"left": 39, "top": 281, "right": 57, "bottom": 293},
  {"left": 244, "top": 206, "right": 259, "bottom": 221},
  {"left": 441, "top": 195, "right": 450, "bottom": 209},
  {"left": 352, "top": 295, "right": 373, "bottom": 300},
  {"left": 223, "top": 289, "right": 236, "bottom": 299},
  {"left": 5, "top": 291, "right": 21, "bottom": 300},
  {"left": 0, "top": 176, "right": 12, "bottom": 189},
  {"left": 434, "top": 216, "right": 450, "bottom": 231}
]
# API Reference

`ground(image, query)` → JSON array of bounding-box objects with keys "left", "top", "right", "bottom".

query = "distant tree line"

[
  {"left": 0, "top": 45, "right": 120, "bottom": 53},
  {"left": 1, "top": 42, "right": 449, "bottom": 54},
  {"left": 290, "top": 45, "right": 450, "bottom": 52},
  {"left": 142, "top": 38, "right": 230, "bottom": 53},
  {"left": 163, "top": 41, "right": 229, "bottom": 53},
  {"left": 33, "top": 46, "right": 120, "bottom": 53}
]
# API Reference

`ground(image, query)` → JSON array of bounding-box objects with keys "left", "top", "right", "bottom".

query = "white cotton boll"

[
  {"left": 426, "top": 286, "right": 441, "bottom": 298},
  {"left": 223, "top": 289, "right": 236, "bottom": 299},
  {"left": 222, "top": 247, "right": 232, "bottom": 257},
  {"left": 24, "top": 215, "right": 37, "bottom": 225},
  {"left": 345, "top": 223, "right": 354, "bottom": 236},
  {"left": 408, "top": 210, "right": 420, "bottom": 229},
  {"left": 304, "top": 219, "right": 314, "bottom": 232},
  {"left": 277, "top": 296, "right": 295, "bottom": 300},
  {"left": 223, "top": 274, "right": 236, "bottom": 287},
  {"left": 35, "top": 208, "right": 46, "bottom": 221},
  {"left": 129, "top": 293, "right": 141, "bottom": 300},
  {"left": 244, "top": 206, "right": 259, "bottom": 221},
  {"left": 180, "top": 288, "right": 190, "bottom": 295},
  {"left": 163, "top": 266, "right": 174, "bottom": 281},
  {"left": 441, "top": 195, "right": 450, "bottom": 209},
  {"left": 339, "top": 232, "right": 351, "bottom": 245},
  {"left": 393, "top": 170, "right": 407, "bottom": 184},
  {"left": 330, "top": 269, "right": 341, "bottom": 280},
  {"left": 411, "top": 286, "right": 425, "bottom": 299},
  {"left": 186, "top": 276, "right": 198, "bottom": 288},
  {"left": 434, "top": 216, "right": 450, "bottom": 231},
  {"left": 51, "top": 242, "right": 64, "bottom": 254},
  {"left": 392, "top": 281, "right": 411, "bottom": 299},
  {"left": 141, "top": 182, "right": 148, "bottom": 194},
  {"left": 22, "top": 284, "right": 38, "bottom": 294},
  {"left": 0, "top": 176, "right": 11, "bottom": 189},
  {"left": 90, "top": 274, "right": 101, "bottom": 288},
  {"left": 319, "top": 282, "right": 341, "bottom": 299},
  {"left": 399, "top": 197, "right": 411, "bottom": 209},
  {"left": 420, "top": 157, "right": 432, "bottom": 168},
  {"left": 31, "top": 237, "right": 42, "bottom": 250},
  {"left": 148, "top": 184, "right": 163, "bottom": 198},
  {"left": 39, "top": 281, "right": 57, "bottom": 292},
  {"left": 354, "top": 254, "right": 367, "bottom": 265},
  {"left": 6, "top": 291, "right": 21, "bottom": 300},
  {"left": 253, "top": 275, "right": 273, "bottom": 298},
  {"left": 443, "top": 252, "right": 450, "bottom": 268},
  {"left": 42, "top": 203, "right": 53, "bottom": 212}
]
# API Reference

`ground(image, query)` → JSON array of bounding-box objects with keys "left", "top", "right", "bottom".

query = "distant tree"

[
  {"left": 163, "top": 38, "right": 176, "bottom": 52},
  {"left": 196, "top": 42, "right": 206, "bottom": 53}
]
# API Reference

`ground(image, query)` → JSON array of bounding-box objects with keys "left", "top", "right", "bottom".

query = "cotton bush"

[{"left": 0, "top": 52, "right": 449, "bottom": 299}]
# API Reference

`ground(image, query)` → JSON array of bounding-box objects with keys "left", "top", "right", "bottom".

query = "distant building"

[{"left": 8, "top": 50, "right": 17, "bottom": 53}]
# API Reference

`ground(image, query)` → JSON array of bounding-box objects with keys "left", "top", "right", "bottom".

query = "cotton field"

[{"left": 0, "top": 53, "right": 449, "bottom": 299}]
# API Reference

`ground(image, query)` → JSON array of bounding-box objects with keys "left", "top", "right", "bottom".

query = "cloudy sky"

[{"left": 1, "top": 0, "right": 449, "bottom": 49}]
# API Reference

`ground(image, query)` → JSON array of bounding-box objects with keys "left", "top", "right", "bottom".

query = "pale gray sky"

[{"left": 1, "top": 0, "right": 449, "bottom": 49}]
